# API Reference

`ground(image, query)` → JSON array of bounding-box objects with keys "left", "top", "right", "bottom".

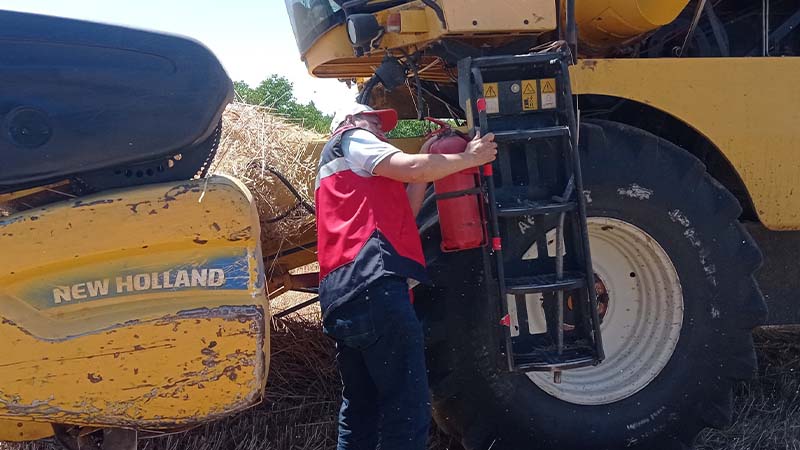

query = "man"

[{"left": 315, "top": 102, "right": 496, "bottom": 450}]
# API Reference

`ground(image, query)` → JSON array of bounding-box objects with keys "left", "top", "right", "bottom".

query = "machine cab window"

[{"left": 285, "top": 0, "right": 344, "bottom": 53}]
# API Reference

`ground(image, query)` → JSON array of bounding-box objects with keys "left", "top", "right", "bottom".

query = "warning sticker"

[
  {"left": 521, "top": 79, "right": 538, "bottom": 111},
  {"left": 483, "top": 82, "right": 499, "bottom": 114},
  {"left": 540, "top": 78, "right": 557, "bottom": 109},
  {"left": 541, "top": 78, "right": 556, "bottom": 93},
  {"left": 522, "top": 80, "right": 537, "bottom": 95},
  {"left": 484, "top": 83, "right": 498, "bottom": 98}
]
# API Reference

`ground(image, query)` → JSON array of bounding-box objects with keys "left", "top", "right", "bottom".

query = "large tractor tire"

[{"left": 414, "top": 120, "right": 767, "bottom": 450}]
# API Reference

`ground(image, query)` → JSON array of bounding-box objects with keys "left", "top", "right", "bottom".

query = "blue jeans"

[{"left": 322, "top": 276, "right": 431, "bottom": 450}]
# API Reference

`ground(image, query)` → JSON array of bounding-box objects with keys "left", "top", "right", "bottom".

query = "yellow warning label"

[
  {"left": 541, "top": 78, "right": 556, "bottom": 94},
  {"left": 522, "top": 80, "right": 537, "bottom": 95},
  {"left": 540, "top": 78, "right": 557, "bottom": 109},
  {"left": 522, "top": 95, "right": 538, "bottom": 111},
  {"left": 483, "top": 82, "right": 498, "bottom": 98},
  {"left": 522, "top": 79, "right": 538, "bottom": 111}
]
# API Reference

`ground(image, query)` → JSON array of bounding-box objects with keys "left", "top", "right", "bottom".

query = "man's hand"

[
  {"left": 375, "top": 131, "right": 497, "bottom": 184},
  {"left": 464, "top": 132, "right": 497, "bottom": 166}
]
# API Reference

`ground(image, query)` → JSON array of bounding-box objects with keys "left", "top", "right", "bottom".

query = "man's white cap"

[{"left": 330, "top": 102, "right": 399, "bottom": 134}]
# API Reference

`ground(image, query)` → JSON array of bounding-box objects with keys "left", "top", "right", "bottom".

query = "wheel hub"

[{"left": 524, "top": 217, "right": 684, "bottom": 405}]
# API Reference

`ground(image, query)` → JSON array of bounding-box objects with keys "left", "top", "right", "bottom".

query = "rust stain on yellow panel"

[
  {"left": 0, "top": 176, "right": 269, "bottom": 430},
  {"left": 572, "top": 58, "right": 800, "bottom": 230},
  {"left": 0, "top": 419, "right": 54, "bottom": 441},
  {"left": 0, "top": 308, "right": 265, "bottom": 428}
]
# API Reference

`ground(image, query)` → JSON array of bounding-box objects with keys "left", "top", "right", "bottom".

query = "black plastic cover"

[{"left": 0, "top": 10, "right": 233, "bottom": 193}]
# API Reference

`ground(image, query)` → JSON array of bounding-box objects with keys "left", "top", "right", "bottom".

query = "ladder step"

[
  {"left": 497, "top": 199, "right": 576, "bottom": 217},
  {"left": 462, "top": 50, "right": 606, "bottom": 373},
  {"left": 513, "top": 346, "right": 598, "bottom": 372},
  {"left": 505, "top": 272, "right": 586, "bottom": 295},
  {"left": 492, "top": 126, "right": 570, "bottom": 143}
]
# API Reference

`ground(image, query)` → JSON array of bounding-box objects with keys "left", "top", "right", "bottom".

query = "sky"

[{"left": 1, "top": 0, "right": 355, "bottom": 114}]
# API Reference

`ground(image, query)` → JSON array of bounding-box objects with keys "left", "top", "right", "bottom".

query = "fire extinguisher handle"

[
  {"left": 424, "top": 117, "right": 451, "bottom": 139},
  {"left": 424, "top": 116, "right": 450, "bottom": 128}
]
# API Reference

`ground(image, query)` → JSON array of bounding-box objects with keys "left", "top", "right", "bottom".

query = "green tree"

[
  {"left": 234, "top": 76, "right": 332, "bottom": 134},
  {"left": 386, "top": 118, "right": 462, "bottom": 139},
  {"left": 234, "top": 75, "right": 458, "bottom": 138},
  {"left": 386, "top": 120, "right": 432, "bottom": 139}
]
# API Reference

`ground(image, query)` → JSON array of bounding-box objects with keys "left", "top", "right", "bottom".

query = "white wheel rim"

[{"left": 522, "top": 217, "right": 684, "bottom": 405}]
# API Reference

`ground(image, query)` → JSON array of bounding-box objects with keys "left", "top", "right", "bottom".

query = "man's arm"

[
  {"left": 374, "top": 132, "right": 497, "bottom": 184},
  {"left": 406, "top": 136, "right": 437, "bottom": 217}
]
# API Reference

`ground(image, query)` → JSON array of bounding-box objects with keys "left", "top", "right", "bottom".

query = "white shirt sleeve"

[{"left": 341, "top": 129, "right": 402, "bottom": 176}]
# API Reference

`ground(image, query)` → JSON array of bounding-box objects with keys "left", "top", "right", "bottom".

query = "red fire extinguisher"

[{"left": 425, "top": 118, "right": 487, "bottom": 252}]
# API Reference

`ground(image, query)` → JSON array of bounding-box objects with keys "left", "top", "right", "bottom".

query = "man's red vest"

[{"left": 315, "top": 128, "right": 429, "bottom": 318}]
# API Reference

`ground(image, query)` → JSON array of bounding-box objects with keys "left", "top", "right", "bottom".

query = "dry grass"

[
  {"left": 12, "top": 320, "right": 798, "bottom": 450},
  {"left": 210, "top": 102, "right": 319, "bottom": 245},
  {"left": 13, "top": 315, "right": 798, "bottom": 450},
  {"left": 131, "top": 324, "right": 800, "bottom": 450},
  {"left": 696, "top": 326, "right": 800, "bottom": 450}
]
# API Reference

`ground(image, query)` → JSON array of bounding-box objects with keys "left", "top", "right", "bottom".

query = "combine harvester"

[{"left": 1, "top": 1, "right": 798, "bottom": 449}]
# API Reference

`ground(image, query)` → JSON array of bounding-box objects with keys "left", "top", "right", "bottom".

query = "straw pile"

[{"left": 210, "top": 102, "right": 321, "bottom": 245}]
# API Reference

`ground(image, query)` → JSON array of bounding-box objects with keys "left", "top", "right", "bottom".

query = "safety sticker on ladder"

[
  {"left": 484, "top": 82, "right": 499, "bottom": 114},
  {"left": 540, "top": 78, "right": 557, "bottom": 109},
  {"left": 521, "top": 79, "right": 538, "bottom": 111}
]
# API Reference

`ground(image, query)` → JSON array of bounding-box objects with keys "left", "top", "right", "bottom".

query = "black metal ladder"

[{"left": 458, "top": 49, "right": 605, "bottom": 373}]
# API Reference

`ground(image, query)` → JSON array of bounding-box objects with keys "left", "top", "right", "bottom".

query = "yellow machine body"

[
  {"left": 0, "top": 176, "right": 268, "bottom": 439},
  {"left": 302, "top": 0, "right": 557, "bottom": 79},
  {"left": 300, "top": 0, "right": 691, "bottom": 78},
  {"left": 571, "top": 57, "right": 800, "bottom": 230},
  {"left": 576, "top": 0, "right": 691, "bottom": 51},
  {"left": 0, "top": 420, "right": 54, "bottom": 442}
]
